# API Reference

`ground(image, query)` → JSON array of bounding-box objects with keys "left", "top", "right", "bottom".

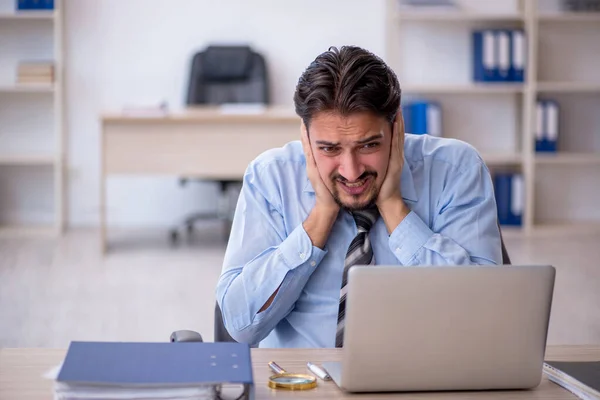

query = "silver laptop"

[{"left": 323, "top": 265, "right": 555, "bottom": 393}]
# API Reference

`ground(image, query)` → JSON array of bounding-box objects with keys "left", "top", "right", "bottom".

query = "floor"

[{"left": 0, "top": 226, "right": 599, "bottom": 348}]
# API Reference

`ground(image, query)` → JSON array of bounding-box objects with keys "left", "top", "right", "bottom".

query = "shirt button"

[
  {"left": 396, "top": 247, "right": 401, "bottom": 252},
  {"left": 299, "top": 252, "right": 305, "bottom": 260},
  {"left": 310, "top": 261, "right": 316, "bottom": 267}
]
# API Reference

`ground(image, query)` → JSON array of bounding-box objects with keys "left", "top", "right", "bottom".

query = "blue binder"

[
  {"left": 535, "top": 100, "right": 559, "bottom": 153},
  {"left": 510, "top": 29, "right": 526, "bottom": 82},
  {"left": 494, "top": 173, "right": 523, "bottom": 226},
  {"left": 57, "top": 341, "right": 254, "bottom": 392},
  {"left": 402, "top": 101, "right": 442, "bottom": 137},
  {"left": 16, "top": 0, "right": 54, "bottom": 10},
  {"left": 473, "top": 30, "right": 498, "bottom": 82}
]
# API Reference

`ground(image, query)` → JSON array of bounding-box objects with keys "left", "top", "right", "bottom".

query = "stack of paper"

[
  {"left": 50, "top": 341, "right": 254, "bottom": 400},
  {"left": 54, "top": 384, "right": 216, "bottom": 400},
  {"left": 544, "top": 361, "right": 600, "bottom": 400}
]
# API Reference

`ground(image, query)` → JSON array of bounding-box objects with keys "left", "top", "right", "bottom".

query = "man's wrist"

[
  {"left": 377, "top": 195, "right": 410, "bottom": 235},
  {"left": 303, "top": 204, "right": 338, "bottom": 249}
]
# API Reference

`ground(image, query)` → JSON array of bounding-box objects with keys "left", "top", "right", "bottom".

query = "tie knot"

[{"left": 351, "top": 207, "right": 379, "bottom": 233}]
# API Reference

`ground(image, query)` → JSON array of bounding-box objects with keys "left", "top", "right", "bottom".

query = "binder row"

[
  {"left": 536, "top": 99, "right": 560, "bottom": 153},
  {"left": 473, "top": 30, "right": 526, "bottom": 83},
  {"left": 16, "top": 0, "right": 54, "bottom": 10},
  {"left": 402, "top": 101, "right": 443, "bottom": 137},
  {"left": 494, "top": 173, "right": 524, "bottom": 226}
]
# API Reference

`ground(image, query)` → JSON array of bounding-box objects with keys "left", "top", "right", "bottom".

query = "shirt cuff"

[
  {"left": 278, "top": 223, "right": 327, "bottom": 270},
  {"left": 389, "top": 211, "right": 434, "bottom": 265}
]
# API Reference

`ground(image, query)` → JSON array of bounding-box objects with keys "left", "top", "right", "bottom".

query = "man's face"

[{"left": 307, "top": 111, "right": 393, "bottom": 211}]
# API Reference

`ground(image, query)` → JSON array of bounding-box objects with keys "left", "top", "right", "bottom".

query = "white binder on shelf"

[
  {"left": 497, "top": 30, "right": 510, "bottom": 81},
  {"left": 510, "top": 30, "right": 525, "bottom": 82},
  {"left": 511, "top": 174, "right": 524, "bottom": 220},
  {"left": 536, "top": 100, "right": 545, "bottom": 149},
  {"left": 483, "top": 30, "right": 497, "bottom": 80},
  {"left": 426, "top": 103, "right": 442, "bottom": 137},
  {"left": 545, "top": 100, "right": 559, "bottom": 148}
]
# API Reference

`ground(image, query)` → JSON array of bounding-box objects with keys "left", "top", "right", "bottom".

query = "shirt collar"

[{"left": 303, "top": 156, "right": 418, "bottom": 202}]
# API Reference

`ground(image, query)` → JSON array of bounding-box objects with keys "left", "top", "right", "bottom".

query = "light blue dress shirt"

[{"left": 216, "top": 134, "right": 502, "bottom": 348}]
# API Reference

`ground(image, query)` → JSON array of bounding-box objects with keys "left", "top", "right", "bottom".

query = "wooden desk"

[
  {"left": 100, "top": 106, "right": 300, "bottom": 253},
  {"left": 1, "top": 346, "right": 598, "bottom": 399}
]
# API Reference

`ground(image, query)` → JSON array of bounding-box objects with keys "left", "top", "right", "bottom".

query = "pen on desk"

[
  {"left": 268, "top": 361, "right": 286, "bottom": 375},
  {"left": 307, "top": 362, "right": 331, "bottom": 381}
]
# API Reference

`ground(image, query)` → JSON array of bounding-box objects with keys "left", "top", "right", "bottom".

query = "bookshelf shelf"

[
  {"left": 0, "top": 225, "right": 57, "bottom": 237},
  {"left": 482, "top": 152, "right": 523, "bottom": 166},
  {"left": 395, "top": 11, "right": 525, "bottom": 22},
  {"left": 404, "top": 83, "right": 525, "bottom": 94},
  {"left": 537, "top": 82, "right": 600, "bottom": 93},
  {"left": 0, "top": 153, "right": 56, "bottom": 166},
  {"left": 0, "top": 84, "right": 55, "bottom": 93},
  {"left": 538, "top": 12, "right": 600, "bottom": 22},
  {"left": 0, "top": 11, "right": 55, "bottom": 20},
  {"left": 533, "top": 222, "right": 600, "bottom": 236},
  {"left": 535, "top": 153, "right": 600, "bottom": 165}
]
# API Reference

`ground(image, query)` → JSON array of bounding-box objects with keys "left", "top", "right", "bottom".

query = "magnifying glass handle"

[{"left": 268, "top": 361, "right": 287, "bottom": 375}]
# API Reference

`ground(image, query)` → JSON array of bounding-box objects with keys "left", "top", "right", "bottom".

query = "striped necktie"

[{"left": 335, "top": 207, "right": 380, "bottom": 348}]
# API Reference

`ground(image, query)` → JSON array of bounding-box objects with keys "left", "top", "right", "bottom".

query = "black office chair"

[
  {"left": 169, "top": 45, "right": 270, "bottom": 243},
  {"left": 170, "top": 302, "right": 241, "bottom": 344}
]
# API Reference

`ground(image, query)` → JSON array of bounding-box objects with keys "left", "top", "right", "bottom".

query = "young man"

[{"left": 215, "top": 46, "right": 502, "bottom": 348}]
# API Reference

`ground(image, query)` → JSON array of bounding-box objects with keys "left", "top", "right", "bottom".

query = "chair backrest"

[
  {"left": 214, "top": 302, "right": 236, "bottom": 342},
  {"left": 498, "top": 222, "right": 511, "bottom": 265},
  {"left": 187, "top": 45, "right": 269, "bottom": 105}
]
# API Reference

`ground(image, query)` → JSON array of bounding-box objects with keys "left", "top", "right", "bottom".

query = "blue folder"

[
  {"left": 535, "top": 100, "right": 559, "bottom": 153},
  {"left": 402, "top": 101, "right": 442, "bottom": 137},
  {"left": 473, "top": 29, "right": 526, "bottom": 83},
  {"left": 473, "top": 30, "right": 497, "bottom": 82},
  {"left": 57, "top": 341, "right": 254, "bottom": 387},
  {"left": 494, "top": 173, "right": 523, "bottom": 226},
  {"left": 16, "top": 0, "right": 54, "bottom": 10}
]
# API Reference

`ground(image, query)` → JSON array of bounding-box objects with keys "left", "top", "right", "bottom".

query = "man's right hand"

[
  {"left": 300, "top": 122, "right": 340, "bottom": 249},
  {"left": 301, "top": 122, "right": 340, "bottom": 215}
]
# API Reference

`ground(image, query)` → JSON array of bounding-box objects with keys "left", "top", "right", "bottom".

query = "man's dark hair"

[{"left": 293, "top": 45, "right": 401, "bottom": 128}]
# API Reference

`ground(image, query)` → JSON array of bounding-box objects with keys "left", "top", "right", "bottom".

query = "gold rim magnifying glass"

[{"left": 267, "top": 361, "right": 317, "bottom": 390}]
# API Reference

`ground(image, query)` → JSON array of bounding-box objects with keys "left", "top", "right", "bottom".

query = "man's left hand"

[
  {"left": 376, "top": 111, "right": 405, "bottom": 208},
  {"left": 376, "top": 111, "right": 410, "bottom": 234}
]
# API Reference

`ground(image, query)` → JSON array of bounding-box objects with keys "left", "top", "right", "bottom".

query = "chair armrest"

[{"left": 170, "top": 330, "right": 204, "bottom": 342}]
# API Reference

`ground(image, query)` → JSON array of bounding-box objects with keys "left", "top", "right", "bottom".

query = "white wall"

[{"left": 64, "top": 0, "right": 387, "bottom": 227}]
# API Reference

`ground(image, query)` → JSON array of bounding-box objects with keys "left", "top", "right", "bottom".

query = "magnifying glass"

[{"left": 267, "top": 361, "right": 317, "bottom": 390}]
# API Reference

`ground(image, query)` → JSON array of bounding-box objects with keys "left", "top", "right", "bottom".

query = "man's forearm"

[
  {"left": 378, "top": 196, "right": 410, "bottom": 235},
  {"left": 258, "top": 206, "right": 337, "bottom": 312},
  {"left": 218, "top": 214, "right": 330, "bottom": 344}
]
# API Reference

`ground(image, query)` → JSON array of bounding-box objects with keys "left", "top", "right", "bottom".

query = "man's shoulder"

[
  {"left": 404, "top": 133, "right": 486, "bottom": 174},
  {"left": 243, "top": 141, "right": 308, "bottom": 201}
]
